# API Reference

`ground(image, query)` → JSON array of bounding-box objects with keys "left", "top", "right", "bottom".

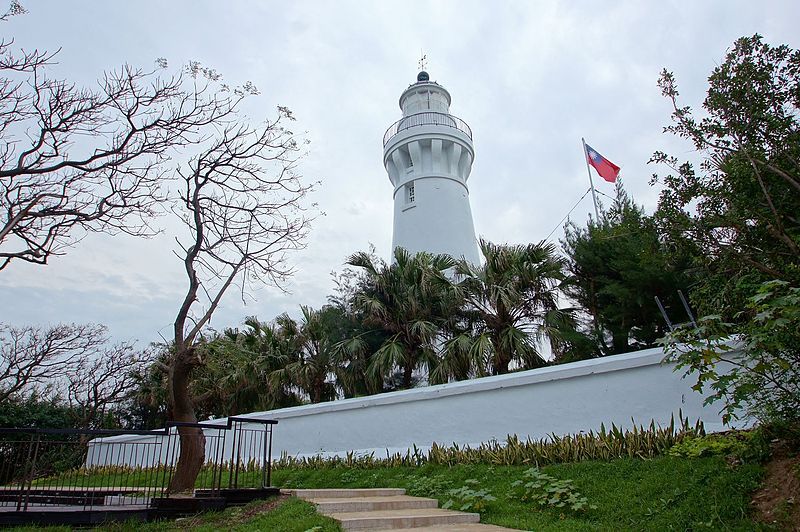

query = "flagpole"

[{"left": 581, "top": 137, "right": 601, "bottom": 221}]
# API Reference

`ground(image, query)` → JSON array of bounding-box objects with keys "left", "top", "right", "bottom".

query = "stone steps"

[
  {"left": 405, "top": 526, "right": 519, "bottom": 531},
  {"left": 311, "top": 495, "right": 439, "bottom": 513},
  {"left": 284, "top": 487, "right": 517, "bottom": 531},
  {"left": 328, "top": 508, "right": 480, "bottom": 530},
  {"left": 287, "top": 488, "right": 406, "bottom": 499}
]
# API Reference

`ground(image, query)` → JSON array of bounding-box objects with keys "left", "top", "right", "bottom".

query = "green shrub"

[
  {"left": 668, "top": 430, "right": 769, "bottom": 462},
  {"left": 510, "top": 467, "right": 596, "bottom": 513},
  {"left": 406, "top": 474, "right": 452, "bottom": 497},
  {"left": 663, "top": 281, "right": 800, "bottom": 434},
  {"left": 442, "top": 479, "right": 496, "bottom": 513},
  {"left": 274, "top": 414, "right": 704, "bottom": 470}
]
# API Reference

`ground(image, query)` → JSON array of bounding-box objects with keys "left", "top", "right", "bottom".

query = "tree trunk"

[
  {"left": 610, "top": 328, "right": 629, "bottom": 355},
  {"left": 402, "top": 363, "right": 413, "bottom": 388},
  {"left": 492, "top": 333, "right": 511, "bottom": 375},
  {"left": 168, "top": 350, "right": 205, "bottom": 493},
  {"left": 311, "top": 377, "right": 322, "bottom": 404},
  {"left": 494, "top": 355, "right": 511, "bottom": 375}
]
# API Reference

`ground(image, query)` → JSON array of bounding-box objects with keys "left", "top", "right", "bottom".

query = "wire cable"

[
  {"left": 544, "top": 187, "right": 592, "bottom": 241},
  {"left": 595, "top": 188, "right": 614, "bottom": 201}
]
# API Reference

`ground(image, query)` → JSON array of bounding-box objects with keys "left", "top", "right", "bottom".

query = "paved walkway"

[{"left": 284, "top": 488, "right": 518, "bottom": 531}]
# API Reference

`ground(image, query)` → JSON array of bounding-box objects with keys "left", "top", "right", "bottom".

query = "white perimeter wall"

[{"left": 88, "top": 346, "right": 746, "bottom": 466}]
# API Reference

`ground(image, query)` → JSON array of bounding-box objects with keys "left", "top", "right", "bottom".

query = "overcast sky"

[{"left": 2, "top": 1, "right": 799, "bottom": 346}]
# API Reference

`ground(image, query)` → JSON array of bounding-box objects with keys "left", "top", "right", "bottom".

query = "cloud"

[{"left": 2, "top": 0, "right": 799, "bottom": 345}]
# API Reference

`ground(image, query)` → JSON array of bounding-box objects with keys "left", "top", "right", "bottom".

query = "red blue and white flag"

[{"left": 584, "top": 143, "right": 620, "bottom": 183}]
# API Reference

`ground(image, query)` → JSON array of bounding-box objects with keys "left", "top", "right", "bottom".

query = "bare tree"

[
  {"left": 1, "top": 321, "right": 153, "bottom": 432},
  {"left": 0, "top": 21, "right": 247, "bottom": 270},
  {"left": 2, "top": 2, "right": 316, "bottom": 488},
  {"left": 66, "top": 342, "right": 154, "bottom": 430},
  {"left": 0, "top": 323, "right": 106, "bottom": 402},
  {"left": 167, "top": 108, "right": 315, "bottom": 491}
]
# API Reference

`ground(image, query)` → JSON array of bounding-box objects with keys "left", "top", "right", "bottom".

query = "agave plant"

[{"left": 271, "top": 414, "right": 705, "bottom": 471}]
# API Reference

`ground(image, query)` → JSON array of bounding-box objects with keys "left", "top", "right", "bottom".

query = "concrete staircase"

[{"left": 284, "top": 488, "right": 515, "bottom": 531}]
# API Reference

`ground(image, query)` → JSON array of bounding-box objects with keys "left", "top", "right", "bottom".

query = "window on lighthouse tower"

[{"left": 406, "top": 182, "right": 415, "bottom": 204}]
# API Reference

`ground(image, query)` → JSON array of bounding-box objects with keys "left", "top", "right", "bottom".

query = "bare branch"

[
  {"left": 0, "top": 40, "right": 248, "bottom": 269},
  {"left": 0, "top": 322, "right": 107, "bottom": 402},
  {"left": 165, "top": 106, "right": 316, "bottom": 492},
  {"left": 65, "top": 342, "right": 155, "bottom": 429}
]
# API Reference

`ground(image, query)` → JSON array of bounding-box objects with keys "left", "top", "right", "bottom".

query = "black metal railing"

[
  {"left": 383, "top": 111, "right": 472, "bottom": 146},
  {"left": 0, "top": 417, "right": 276, "bottom": 513}
]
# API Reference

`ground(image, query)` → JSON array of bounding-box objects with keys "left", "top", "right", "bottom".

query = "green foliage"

[
  {"left": 652, "top": 34, "right": 800, "bottom": 317},
  {"left": 0, "top": 394, "right": 74, "bottom": 429},
  {"left": 663, "top": 280, "right": 800, "bottom": 431},
  {"left": 655, "top": 34, "right": 800, "bottom": 442},
  {"left": 99, "top": 498, "right": 341, "bottom": 531},
  {"left": 131, "top": 239, "right": 593, "bottom": 411},
  {"left": 29, "top": 446, "right": 767, "bottom": 530},
  {"left": 448, "top": 239, "right": 567, "bottom": 376},
  {"left": 0, "top": 395, "right": 84, "bottom": 484},
  {"left": 272, "top": 457, "right": 765, "bottom": 531},
  {"left": 271, "top": 415, "right": 703, "bottom": 470},
  {"left": 668, "top": 435, "right": 740, "bottom": 459},
  {"left": 270, "top": 306, "right": 346, "bottom": 404},
  {"left": 209, "top": 498, "right": 341, "bottom": 532},
  {"left": 340, "top": 247, "right": 460, "bottom": 389},
  {"left": 668, "top": 430, "right": 769, "bottom": 462},
  {"left": 442, "top": 478, "right": 497, "bottom": 513},
  {"left": 179, "top": 318, "right": 305, "bottom": 419},
  {"left": 562, "top": 183, "right": 692, "bottom": 356},
  {"left": 405, "top": 473, "right": 452, "bottom": 497},
  {"left": 510, "top": 468, "right": 596, "bottom": 513},
  {"left": 39, "top": 418, "right": 704, "bottom": 493}
]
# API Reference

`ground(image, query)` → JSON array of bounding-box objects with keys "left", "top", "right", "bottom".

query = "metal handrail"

[
  {"left": 383, "top": 111, "right": 472, "bottom": 146},
  {"left": 0, "top": 416, "right": 277, "bottom": 437},
  {"left": 0, "top": 417, "right": 279, "bottom": 515}
]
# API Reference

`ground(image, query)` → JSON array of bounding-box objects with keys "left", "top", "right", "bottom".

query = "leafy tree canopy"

[
  {"left": 651, "top": 34, "right": 800, "bottom": 317},
  {"left": 562, "top": 184, "right": 692, "bottom": 355},
  {"left": 657, "top": 35, "right": 800, "bottom": 435}
]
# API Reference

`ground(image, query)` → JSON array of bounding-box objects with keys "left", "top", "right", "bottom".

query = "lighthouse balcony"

[{"left": 383, "top": 111, "right": 472, "bottom": 146}]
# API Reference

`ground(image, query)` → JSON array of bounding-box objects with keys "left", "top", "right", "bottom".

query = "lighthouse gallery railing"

[{"left": 383, "top": 111, "right": 472, "bottom": 146}]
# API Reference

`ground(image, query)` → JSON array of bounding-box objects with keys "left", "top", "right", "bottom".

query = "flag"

[{"left": 585, "top": 143, "right": 620, "bottom": 183}]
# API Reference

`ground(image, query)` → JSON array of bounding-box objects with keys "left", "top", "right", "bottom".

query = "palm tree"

[
  {"left": 270, "top": 306, "right": 341, "bottom": 404},
  {"left": 340, "top": 247, "right": 459, "bottom": 389},
  {"left": 191, "top": 317, "right": 302, "bottom": 417},
  {"left": 452, "top": 239, "right": 567, "bottom": 375}
]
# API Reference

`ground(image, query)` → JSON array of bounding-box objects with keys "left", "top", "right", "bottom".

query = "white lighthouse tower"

[{"left": 382, "top": 71, "right": 480, "bottom": 264}]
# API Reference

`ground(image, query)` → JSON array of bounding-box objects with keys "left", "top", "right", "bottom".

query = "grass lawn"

[
  {"left": 106, "top": 497, "right": 341, "bottom": 532},
  {"left": 14, "top": 454, "right": 767, "bottom": 530},
  {"left": 272, "top": 455, "right": 766, "bottom": 531},
  {"left": 10, "top": 498, "right": 341, "bottom": 532}
]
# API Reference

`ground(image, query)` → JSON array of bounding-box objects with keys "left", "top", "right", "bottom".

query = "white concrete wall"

[{"left": 88, "top": 347, "right": 743, "bottom": 467}]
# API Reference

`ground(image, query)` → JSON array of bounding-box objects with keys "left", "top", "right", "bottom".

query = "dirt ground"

[
  {"left": 175, "top": 494, "right": 290, "bottom": 528},
  {"left": 752, "top": 443, "right": 800, "bottom": 530}
]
